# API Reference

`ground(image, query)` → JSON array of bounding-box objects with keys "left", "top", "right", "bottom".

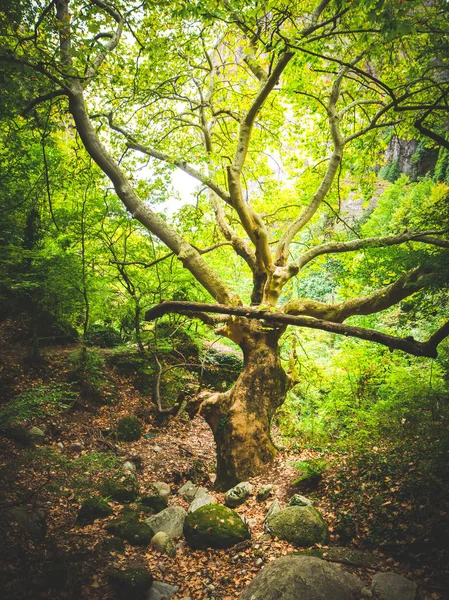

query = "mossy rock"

[
  {"left": 109, "top": 567, "right": 153, "bottom": 599},
  {"left": 184, "top": 504, "right": 250, "bottom": 549},
  {"left": 76, "top": 496, "right": 113, "bottom": 525},
  {"left": 140, "top": 495, "right": 167, "bottom": 513},
  {"left": 295, "top": 547, "right": 379, "bottom": 568},
  {"left": 101, "top": 477, "right": 139, "bottom": 503},
  {"left": 102, "top": 536, "right": 126, "bottom": 554},
  {"left": 266, "top": 505, "right": 329, "bottom": 546},
  {"left": 105, "top": 513, "right": 153, "bottom": 546},
  {"left": 116, "top": 415, "right": 142, "bottom": 442}
]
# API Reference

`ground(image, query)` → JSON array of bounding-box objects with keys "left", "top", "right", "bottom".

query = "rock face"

[
  {"left": 145, "top": 506, "right": 186, "bottom": 538},
  {"left": 266, "top": 505, "right": 328, "bottom": 546},
  {"left": 184, "top": 504, "right": 250, "bottom": 549},
  {"left": 225, "top": 482, "right": 253, "bottom": 507},
  {"left": 239, "top": 556, "right": 363, "bottom": 600},
  {"left": 188, "top": 492, "right": 216, "bottom": 513},
  {"left": 371, "top": 572, "right": 422, "bottom": 600}
]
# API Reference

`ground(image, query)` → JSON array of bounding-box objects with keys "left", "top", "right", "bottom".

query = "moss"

[
  {"left": 184, "top": 504, "right": 250, "bottom": 549},
  {"left": 267, "top": 506, "right": 329, "bottom": 546},
  {"left": 101, "top": 477, "right": 139, "bottom": 503},
  {"left": 140, "top": 494, "right": 167, "bottom": 513},
  {"left": 105, "top": 511, "right": 152, "bottom": 546},
  {"left": 116, "top": 415, "right": 142, "bottom": 442},
  {"left": 109, "top": 567, "right": 153, "bottom": 599},
  {"left": 76, "top": 496, "right": 113, "bottom": 525}
]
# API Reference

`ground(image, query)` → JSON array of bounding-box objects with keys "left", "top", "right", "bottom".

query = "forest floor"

[{"left": 0, "top": 332, "right": 448, "bottom": 599}]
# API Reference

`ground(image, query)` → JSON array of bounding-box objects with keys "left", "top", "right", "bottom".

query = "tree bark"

[{"left": 199, "top": 320, "right": 287, "bottom": 490}]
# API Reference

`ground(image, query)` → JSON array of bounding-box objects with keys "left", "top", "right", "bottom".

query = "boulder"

[
  {"left": 296, "top": 547, "right": 379, "bottom": 568},
  {"left": 109, "top": 567, "right": 153, "bottom": 599},
  {"left": 151, "top": 531, "right": 176, "bottom": 557},
  {"left": 184, "top": 504, "right": 250, "bottom": 549},
  {"left": 147, "top": 581, "right": 179, "bottom": 600},
  {"left": 145, "top": 506, "right": 186, "bottom": 538},
  {"left": 188, "top": 492, "right": 216, "bottom": 513},
  {"left": 289, "top": 494, "right": 313, "bottom": 507},
  {"left": 371, "top": 572, "right": 422, "bottom": 600},
  {"left": 27, "top": 426, "right": 45, "bottom": 446},
  {"left": 76, "top": 496, "right": 113, "bottom": 525},
  {"left": 263, "top": 499, "right": 281, "bottom": 532},
  {"left": 256, "top": 484, "right": 276, "bottom": 502},
  {"left": 225, "top": 481, "right": 253, "bottom": 508},
  {"left": 266, "top": 505, "right": 328, "bottom": 546},
  {"left": 239, "top": 555, "right": 363, "bottom": 600},
  {"left": 101, "top": 476, "right": 139, "bottom": 503}
]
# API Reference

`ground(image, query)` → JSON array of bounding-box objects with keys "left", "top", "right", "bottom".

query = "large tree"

[{"left": 2, "top": 0, "right": 449, "bottom": 488}]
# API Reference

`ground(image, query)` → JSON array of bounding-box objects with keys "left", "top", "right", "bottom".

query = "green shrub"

[
  {"left": 0, "top": 383, "right": 77, "bottom": 431},
  {"left": 116, "top": 415, "right": 142, "bottom": 441},
  {"left": 85, "top": 324, "right": 122, "bottom": 348}
]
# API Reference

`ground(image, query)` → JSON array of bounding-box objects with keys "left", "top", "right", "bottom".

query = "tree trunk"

[{"left": 200, "top": 321, "right": 287, "bottom": 490}]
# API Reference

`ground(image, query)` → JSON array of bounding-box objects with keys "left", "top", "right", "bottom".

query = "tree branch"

[{"left": 145, "top": 301, "right": 449, "bottom": 358}]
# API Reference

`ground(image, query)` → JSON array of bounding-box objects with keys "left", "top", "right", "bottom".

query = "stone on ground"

[
  {"left": 289, "top": 493, "right": 313, "bottom": 507},
  {"left": 141, "top": 482, "right": 171, "bottom": 512},
  {"left": 151, "top": 531, "right": 176, "bottom": 557},
  {"left": 76, "top": 496, "right": 113, "bottom": 525},
  {"left": 145, "top": 506, "right": 186, "bottom": 538},
  {"left": 371, "top": 572, "right": 422, "bottom": 600},
  {"left": 225, "top": 481, "right": 253, "bottom": 507},
  {"left": 146, "top": 581, "right": 179, "bottom": 600},
  {"left": 109, "top": 567, "right": 153, "bottom": 599},
  {"left": 188, "top": 492, "right": 216, "bottom": 513},
  {"left": 178, "top": 481, "right": 208, "bottom": 502},
  {"left": 27, "top": 426, "right": 45, "bottom": 446},
  {"left": 266, "top": 505, "right": 328, "bottom": 546},
  {"left": 106, "top": 512, "right": 153, "bottom": 546},
  {"left": 296, "top": 546, "right": 379, "bottom": 568},
  {"left": 184, "top": 504, "right": 251, "bottom": 549},
  {"left": 263, "top": 499, "right": 281, "bottom": 532},
  {"left": 238, "top": 555, "right": 363, "bottom": 600},
  {"left": 256, "top": 484, "right": 276, "bottom": 501}
]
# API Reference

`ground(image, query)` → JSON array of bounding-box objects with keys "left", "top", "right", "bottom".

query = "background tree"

[{"left": 2, "top": 0, "right": 449, "bottom": 488}]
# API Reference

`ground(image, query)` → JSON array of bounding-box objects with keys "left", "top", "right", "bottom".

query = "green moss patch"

[
  {"left": 105, "top": 511, "right": 152, "bottom": 546},
  {"left": 184, "top": 504, "right": 250, "bottom": 549},
  {"left": 76, "top": 496, "right": 113, "bottom": 525},
  {"left": 109, "top": 567, "right": 153, "bottom": 599}
]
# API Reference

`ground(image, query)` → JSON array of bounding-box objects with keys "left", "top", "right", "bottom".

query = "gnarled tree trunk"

[{"left": 200, "top": 320, "right": 288, "bottom": 490}]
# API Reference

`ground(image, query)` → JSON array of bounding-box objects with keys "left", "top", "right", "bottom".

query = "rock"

[
  {"left": 289, "top": 494, "right": 313, "bottom": 507},
  {"left": 106, "top": 512, "right": 153, "bottom": 546},
  {"left": 109, "top": 567, "right": 153, "bottom": 599},
  {"left": 56, "top": 442, "right": 64, "bottom": 449},
  {"left": 238, "top": 556, "right": 363, "bottom": 600},
  {"left": 256, "top": 558, "right": 263, "bottom": 567},
  {"left": 266, "top": 505, "right": 329, "bottom": 546},
  {"left": 123, "top": 460, "right": 137, "bottom": 475},
  {"left": 225, "top": 482, "right": 253, "bottom": 508},
  {"left": 69, "top": 441, "right": 84, "bottom": 452},
  {"left": 361, "top": 588, "right": 373, "bottom": 598},
  {"left": 27, "top": 426, "right": 45, "bottom": 446},
  {"left": 8, "top": 507, "right": 46, "bottom": 539},
  {"left": 102, "top": 536, "right": 126, "bottom": 554},
  {"left": 256, "top": 484, "right": 276, "bottom": 501},
  {"left": 184, "top": 504, "right": 251, "bottom": 549},
  {"left": 147, "top": 581, "right": 179, "bottom": 600},
  {"left": 263, "top": 499, "right": 281, "bottom": 532},
  {"left": 76, "top": 496, "right": 112, "bottom": 525},
  {"left": 296, "top": 546, "right": 379, "bottom": 568},
  {"left": 178, "top": 481, "right": 208, "bottom": 502},
  {"left": 141, "top": 482, "right": 171, "bottom": 512},
  {"left": 116, "top": 415, "right": 142, "bottom": 442},
  {"left": 371, "top": 572, "right": 422, "bottom": 600},
  {"left": 101, "top": 476, "right": 139, "bottom": 503},
  {"left": 153, "top": 446, "right": 162, "bottom": 453},
  {"left": 145, "top": 506, "right": 186, "bottom": 538},
  {"left": 188, "top": 492, "right": 216, "bottom": 513},
  {"left": 151, "top": 532, "right": 176, "bottom": 557}
]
